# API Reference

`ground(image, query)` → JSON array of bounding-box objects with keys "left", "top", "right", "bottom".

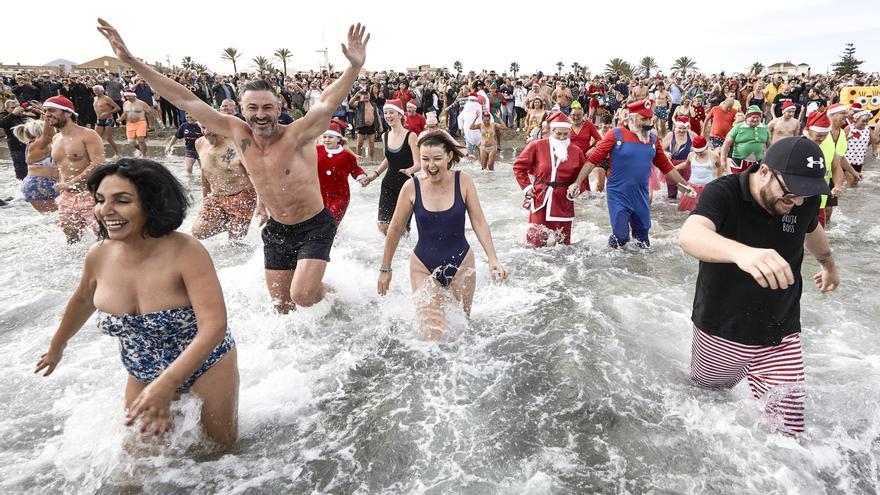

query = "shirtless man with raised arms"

[{"left": 98, "top": 18, "right": 369, "bottom": 313}]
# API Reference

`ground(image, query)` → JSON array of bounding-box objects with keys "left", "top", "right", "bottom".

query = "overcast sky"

[{"left": 3, "top": 0, "right": 878, "bottom": 76}]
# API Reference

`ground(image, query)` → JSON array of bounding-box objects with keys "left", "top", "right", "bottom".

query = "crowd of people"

[{"left": 6, "top": 18, "right": 877, "bottom": 449}]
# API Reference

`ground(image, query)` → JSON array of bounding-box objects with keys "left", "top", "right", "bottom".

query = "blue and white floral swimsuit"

[{"left": 96, "top": 306, "right": 235, "bottom": 391}]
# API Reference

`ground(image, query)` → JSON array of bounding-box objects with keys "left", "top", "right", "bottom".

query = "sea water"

[{"left": 0, "top": 151, "right": 878, "bottom": 494}]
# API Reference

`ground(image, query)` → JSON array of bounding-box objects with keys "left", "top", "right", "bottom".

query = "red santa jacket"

[
  {"left": 404, "top": 112, "right": 426, "bottom": 136},
  {"left": 317, "top": 145, "right": 366, "bottom": 223},
  {"left": 513, "top": 138, "right": 587, "bottom": 222}
]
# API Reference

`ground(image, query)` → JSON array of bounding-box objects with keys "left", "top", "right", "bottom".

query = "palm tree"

[
  {"left": 579, "top": 63, "right": 589, "bottom": 77},
  {"left": 605, "top": 58, "right": 633, "bottom": 79},
  {"left": 181, "top": 56, "right": 195, "bottom": 71},
  {"left": 671, "top": 56, "right": 698, "bottom": 77},
  {"left": 749, "top": 61, "right": 764, "bottom": 76},
  {"left": 221, "top": 47, "right": 241, "bottom": 75},
  {"left": 571, "top": 62, "right": 581, "bottom": 76},
  {"left": 454, "top": 60, "right": 462, "bottom": 75},
  {"left": 192, "top": 63, "right": 208, "bottom": 73},
  {"left": 252, "top": 56, "right": 271, "bottom": 76},
  {"left": 556, "top": 61, "right": 564, "bottom": 74},
  {"left": 274, "top": 48, "right": 292, "bottom": 80},
  {"left": 510, "top": 62, "right": 519, "bottom": 78},
  {"left": 639, "top": 56, "right": 658, "bottom": 78}
]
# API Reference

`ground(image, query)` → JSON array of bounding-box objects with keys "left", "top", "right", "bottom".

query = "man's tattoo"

[
  {"left": 240, "top": 138, "right": 251, "bottom": 153},
  {"left": 221, "top": 147, "right": 236, "bottom": 165},
  {"left": 817, "top": 250, "right": 834, "bottom": 266}
]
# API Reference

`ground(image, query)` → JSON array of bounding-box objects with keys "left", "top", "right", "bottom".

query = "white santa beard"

[{"left": 550, "top": 137, "right": 570, "bottom": 162}]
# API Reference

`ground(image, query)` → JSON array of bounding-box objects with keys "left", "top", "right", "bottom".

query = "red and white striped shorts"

[{"left": 690, "top": 326, "right": 805, "bottom": 436}]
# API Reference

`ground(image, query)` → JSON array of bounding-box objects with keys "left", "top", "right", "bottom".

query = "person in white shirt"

[{"left": 513, "top": 81, "right": 529, "bottom": 131}]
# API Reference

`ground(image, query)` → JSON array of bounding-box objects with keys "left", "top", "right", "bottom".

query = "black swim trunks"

[
  {"left": 262, "top": 208, "right": 337, "bottom": 270},
  {"left": 96, "top": 118, "right": 115, "bottom": 127},
  {"left": 357, "top": 123, "right": 376, "bottom": 135}
]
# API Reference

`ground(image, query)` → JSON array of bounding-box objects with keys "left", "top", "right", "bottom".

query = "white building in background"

[{"left": 766, "top": 61, "right": 811, "bottom": 76}]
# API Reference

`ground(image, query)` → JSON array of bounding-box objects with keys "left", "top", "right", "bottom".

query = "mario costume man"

[
  {"left": 568, "top": 99, "right": 695, "bottom": 248},
  {"left": 317, "top": 118, "right": 368, "bottom": 224},
  {"left": 513, "top": 112, "right": 587, "bottom": 247}
]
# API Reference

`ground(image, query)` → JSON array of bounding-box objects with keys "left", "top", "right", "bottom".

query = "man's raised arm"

[
  {"left": 97, "top": 18, "right": 237, "bottom": 137},
  {"left": 298, "top": 24, "right": 370, "bottom": 141}
]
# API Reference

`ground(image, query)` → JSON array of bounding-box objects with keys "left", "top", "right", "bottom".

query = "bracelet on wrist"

[{"left": 379, "top": 266, "right": 392, "bottom": 273}]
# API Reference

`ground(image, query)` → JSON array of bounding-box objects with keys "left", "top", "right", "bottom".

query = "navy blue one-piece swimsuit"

[{"left": 412, "top": 171, "right": 470, "bottom": 287}]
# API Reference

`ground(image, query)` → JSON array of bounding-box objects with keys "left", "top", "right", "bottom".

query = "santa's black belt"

[{"left": 536, "top": 179, "right": 573, "bottom": 187}]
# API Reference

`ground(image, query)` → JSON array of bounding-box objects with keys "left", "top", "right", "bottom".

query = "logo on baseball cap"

[{"left": 762, "top": 136, "right": 831, "bottom": 197}]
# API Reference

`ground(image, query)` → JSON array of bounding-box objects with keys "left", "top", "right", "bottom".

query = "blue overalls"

[{"left": 606, "top": 128, "right": 658, "bottom": 248}]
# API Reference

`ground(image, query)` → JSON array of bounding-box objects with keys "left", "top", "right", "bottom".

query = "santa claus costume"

[
  {"left": 318, "top": 118, "right": 368, "bottom": 224},
  {"left": 586, "top": 99, "right": 675, "bottom": 247},
  {"left": 513, "top": 112, "right": 587, "bottom": 247}
]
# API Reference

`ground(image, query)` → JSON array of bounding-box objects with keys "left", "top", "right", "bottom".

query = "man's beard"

[
  {"left": 49, "top": 116, "right": 69, "bottom": 130},
  {"left": 634, "top": 126, "right": 653, "bottom": 143},
  {"left": 550, "top": 137, "right": 570, "bottom": 162},
  {"left": 759, "top": 186, "right": 794, "bottom": 217},
  {"left": 248, "top": 115, "right": 278, "bottom": 137}
]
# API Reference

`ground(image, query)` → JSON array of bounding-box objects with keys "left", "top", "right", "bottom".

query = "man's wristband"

[{"left": 379, "top": 266, "right": 392, "bottom": 273}]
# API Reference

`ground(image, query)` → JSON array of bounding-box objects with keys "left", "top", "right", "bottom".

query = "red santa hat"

[
  {"left": 546, "top": 111, "right": 572, "bottom": 129},
  {"left": 806, "top": 111, "right": 831, "bottom": 133},
  {"left": 384, "top": 98, "right": 405, "bottom": 115},
  {"left": 826, "top": 102, "right": 847, "bottom": 116},
  {"left": 781, "top": 101, "right": 797, "bottom": 113},
  {"left": 674, "top": 116, "right": 690, "bottom": 127},
  {"left": 850, "top": 102, "right": 862, "bottom": 111},
  {"left": 406, "top": 100, "right": 417, "bottom": 109},
  {"left": 627, "top": 99, "right": 653, "bottom": 119},
  {"left": 853, "top": 107, "right": 871, "bottom": 120},
  {"left": 323, "top": 117, "right": 350, "bottom": 138},
  {"left": 692, "top": 135, "right": 708, "bottom": 152},
  {"left": 43, "top": 95, "right": 78, "bottom": 116},
  {"left": 122, "top": 89, "right": 137, "bottom": 97}
]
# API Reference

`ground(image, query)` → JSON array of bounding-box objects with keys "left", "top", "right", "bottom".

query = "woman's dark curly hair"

[{"left": 86, "top": 158, "right": 189, "bottom": 239}]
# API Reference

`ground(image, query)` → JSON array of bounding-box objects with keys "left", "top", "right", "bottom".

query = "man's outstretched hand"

[
  {"left": 97, "top": 18, "right": 135, "bottom": 64},
  {"left": 341, "top": 24, "right": 370, "bottom": 68}
]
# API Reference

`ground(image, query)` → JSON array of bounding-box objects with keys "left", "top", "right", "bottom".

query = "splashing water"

[{"left": 1, "top": 153, "right": 878, "bottom": 494}]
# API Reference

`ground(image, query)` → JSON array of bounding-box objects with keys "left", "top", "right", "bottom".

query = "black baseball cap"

[{"left": 762, "top": 136, "right": 830, "bottom": 196}]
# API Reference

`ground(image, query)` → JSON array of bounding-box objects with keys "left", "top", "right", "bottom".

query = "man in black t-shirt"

[
  {"left": 771, "top": 83, "right": 798, "bottom": 119},
  {"left": 678, "top": 136, "right": 840, "bottom": 437}
]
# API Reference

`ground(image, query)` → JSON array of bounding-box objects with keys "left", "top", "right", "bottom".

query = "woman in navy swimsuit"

[
  {"left": 377, "top": 130, "right": 508, "bottom": 339},
  {"left": 35, "top": 159, "right": 239, "bottom": 445}
]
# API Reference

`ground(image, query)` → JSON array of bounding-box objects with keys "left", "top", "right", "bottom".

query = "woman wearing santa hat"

[
  {"left": 661, "top": 117, "right": 698, "bottom": 200},
  {"left": 676, "top": 135, "right": 723, "bottom": 212},
  {"left": 363, "top": 98, "right": 420, "bottom": 235},
  {"left": 317, "top": 118, "right": 369, "bottom": 225},
  {"left": 845, "top": 105, "right": 879, "bottom": 186}
]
